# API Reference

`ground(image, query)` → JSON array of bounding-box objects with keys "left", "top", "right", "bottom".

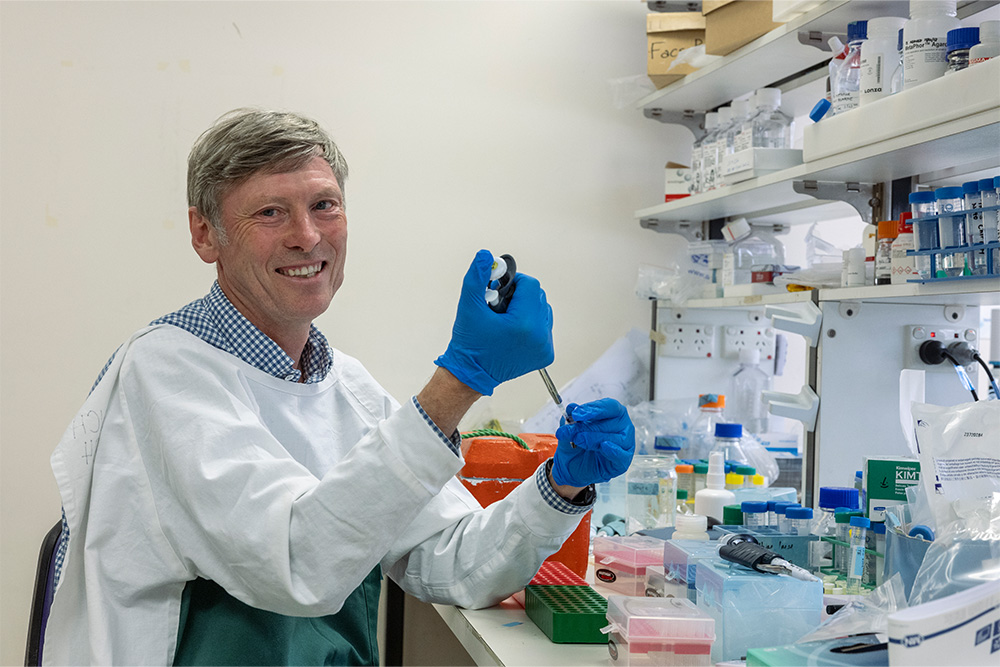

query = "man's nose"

[{"left": 285, "top": 209, "right": 322, "bottom": 251}]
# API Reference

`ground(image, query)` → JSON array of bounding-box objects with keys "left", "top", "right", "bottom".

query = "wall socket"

[
  {"left": 904, "top": 325, "right": 978, "bottom": 371},
  {"left": 723, "top": 325, "right": 776, "bottom": 360},
  {"left": 660, "top": 323, "right": 716, "bottom": 358}
]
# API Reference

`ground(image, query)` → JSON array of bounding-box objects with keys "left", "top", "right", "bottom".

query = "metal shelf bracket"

[
  {"left": 643, "top": 108, "right": 706, "bottom": 135},
  {"left": 793, "top": 180, "right": 881, "bottom": 222},
  {"left": 639, "top": 218, "right": 706, "bottom": 241},
  {"left": 797, "top": 30, "right": 845, "bottom": 51}
]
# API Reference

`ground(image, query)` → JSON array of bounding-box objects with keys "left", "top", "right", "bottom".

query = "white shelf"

[
  {"left": 659, "top": 290, "right": 815, "bottom": 309},
  {"left": 637, "top": 107, "right": 1000, "bottom": 225},
  {"left": 819, "top": 279, "right": 1000, "bottom": 305},
  {"left": 637, "top": 0, "right": 910, "bottom": 116}
]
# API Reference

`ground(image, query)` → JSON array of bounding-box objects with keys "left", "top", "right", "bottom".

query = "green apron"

[{"left": 173, "top": 567, "right": 382, "bottom": 666}]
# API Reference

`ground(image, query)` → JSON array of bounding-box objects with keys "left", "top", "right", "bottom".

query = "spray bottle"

[{"left": 694, "top": 451, "right": 736, "bottom": 524}]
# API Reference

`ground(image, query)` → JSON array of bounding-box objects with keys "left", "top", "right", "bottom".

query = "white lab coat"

[{"left": 47, "top": 325, "right": 582, "bottom": 665}]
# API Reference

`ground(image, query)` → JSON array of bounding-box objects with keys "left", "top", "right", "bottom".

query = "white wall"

[{"left": 0, "top": 1, "right": 689, "bottom": 660}]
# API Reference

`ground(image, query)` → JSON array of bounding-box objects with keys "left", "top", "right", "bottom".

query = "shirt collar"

[{"left": 205, "top": 281, "right": 332, "bottom": 383}]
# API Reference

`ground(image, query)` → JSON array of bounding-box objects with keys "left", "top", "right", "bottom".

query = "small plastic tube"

[
  {"left": 846, "top": 516, "right": 870, "bottom": 594},
  {"left": 777, "top": 503, "right": 801, "bottom": 533},
  {"left": 786, "top": 506, "right": 814, "bottom": 535},
  {"left": 741, "top": 501, "right": 769, "bottom": 528}
]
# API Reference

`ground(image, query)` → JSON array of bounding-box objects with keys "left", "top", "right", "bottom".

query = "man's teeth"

[{"left": 281, "top": 263, "right": 322, "bottom": 277}]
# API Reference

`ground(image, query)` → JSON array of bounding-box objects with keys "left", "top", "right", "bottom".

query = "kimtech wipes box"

[{"left": 863, "top": 456, "right": 920, "bottom": 521}]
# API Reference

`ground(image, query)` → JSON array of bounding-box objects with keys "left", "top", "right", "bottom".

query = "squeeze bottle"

[{"left": 694, "top": 451, "right": 736, "bottom": 524}]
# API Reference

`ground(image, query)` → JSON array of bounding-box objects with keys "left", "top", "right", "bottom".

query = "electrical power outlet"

[
  {"left": 659, "top": 323, "right": 716, "bottom": 358},
  {"left": 723, "top": 325, "right": 776, "bottom": 360},
  {"left": 904, "top": 325, "right": 978, "bottom": 371}
]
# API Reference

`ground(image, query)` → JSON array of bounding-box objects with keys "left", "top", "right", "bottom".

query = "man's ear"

[{"left": 190, "top": 207, "right": 220, "bottom": 264}]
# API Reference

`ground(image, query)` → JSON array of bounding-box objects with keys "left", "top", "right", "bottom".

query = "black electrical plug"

[
  {"left": 918, "top": 339, "right": 946, "bottom": 365},
  {"left": 946, "top": 341, "right": 977, "bottom": 366}
]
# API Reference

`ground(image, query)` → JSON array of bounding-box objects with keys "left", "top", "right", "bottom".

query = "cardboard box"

[
  {"left": 664, "top": 161, "right": 693, "bottom": 201},
  {"left": 646, "top": 12, "right": 706, "bottom": 89},
  {"left": 863, "top": 456, "right": 920, "bottom": 522},
  {"left": 703, "top": 0, "right": 782, "bottom": 56}
]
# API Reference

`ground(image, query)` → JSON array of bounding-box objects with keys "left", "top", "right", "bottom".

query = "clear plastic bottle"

[
  {"left": 832, "top": 20, "right": 868, "bottom": 115},
  {"left": 672, "top": 513, "right": 710, "bottom": 541},
  {"left": 827, "top": 35, "right": 849, "bottom": 116},
  {"left": 963, "top": 180, "right": 986, "bottom": 275},
  {"left": 721, "top": 218, "right": 786, "bottom": 288},
  {"left": 751, "top": 88, "right": 793, "bottom": 149},
  {"left": 710, "top": 422, "right": 749, "bottom": 467},
  {"left": 703, "top": 107, "right": 732, "bottom": 192},
  {"left": 725, "top": 98, "right": 752, "bottom": 157},
  {"left": 891, "top": 212, "right": 916, "bottom": 284},
  {"left": 946, "top": 27, "right": 980, "bottom": 73},
  {"left": 625, "top": 454, "right": 677, "bottom": 534},
  {"left": 875, "top": 218, "right": 898, "bottom": 285},
  {"left": 729, "top": 348, "right": 769, "bottom": 435},
  {"left": 935, "top": 185, "right": 967, "bottom": 277},
  {"left": 903, "top": 0, "right": 961, "bottom": 90},
  {"left": 970, "top": 20, "right": 1000, "bottom": 65},
  {"left": 691, "top": 112, "right": 719, "bottom": 195},
  {"left": 786, "top": 506, "right": 814, "bottom": 536},
  {"left": 859, "top": 17, "right": 908, "bottom": 105},
  {"left": 909, "top": 190, "right": 939, "bottom": 280},
  {"left": 688, "top": 394, "right": 726, "bottom": 460}
]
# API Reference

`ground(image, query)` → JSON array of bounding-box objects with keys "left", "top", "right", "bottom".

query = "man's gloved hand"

[
  {"left": 435, "top": 249, "right": 554, "bottom": 396},
  {"left": 551, "top": 399, "right": 635, "bottom": 488}
]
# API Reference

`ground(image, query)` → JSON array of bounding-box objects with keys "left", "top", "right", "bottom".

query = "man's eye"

[
  {"left": 315, "top": 200, "right": 339, "bottom": 211},
  {"left": 259, "top": 208, "right": 279, "bottom": 217}
]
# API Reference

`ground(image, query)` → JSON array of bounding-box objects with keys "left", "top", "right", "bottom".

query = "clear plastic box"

[
  {"left": 606, "top": 595, "right": 715, "bottom": 666},
  {"left": 594, "top": 535, "right": 667, "bottom": 596},
  {"left": 695, "top": 559, "right": 823, "bottom": 663},
  {"left": 662, "top": 539, "right": 722, "bottom": 602}
]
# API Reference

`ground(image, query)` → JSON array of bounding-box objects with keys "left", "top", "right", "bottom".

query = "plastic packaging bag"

[
  {"left": 635, "top": 262, "right": 710, "bottom": 305},
  {"left": 773, "top": 263, "right": 842, "bottom": 289},
  {"left": 667, "top": 44, "right": 722, "bottom": 71},
  {"left": 630, "top": 398, "right": 697, "bottom": 456},
  {"left": 741, "top": 432, "right": 780, "bottom": 485},
  {"left": 796, "top": 574, "right": 908, "bottom": 644},
  {"left": 805, "top": 222, "right": 847, "bottom": 268}
]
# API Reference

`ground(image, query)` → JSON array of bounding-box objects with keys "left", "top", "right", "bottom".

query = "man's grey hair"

[{"left": 187, "top": 108, "right": 349, "bottom": 235}]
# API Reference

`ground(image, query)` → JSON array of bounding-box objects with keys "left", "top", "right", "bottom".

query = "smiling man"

[{"left": 45, "top": 108, "right": 635, "bottom": 665}]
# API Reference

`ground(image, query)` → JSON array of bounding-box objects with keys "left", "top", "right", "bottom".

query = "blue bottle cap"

[
  {"left": 818, "top": 486, "right": 859, "bottom": 510},
  {"left": 787, "top": 507, "right": 814, "bottom": 520},
  {"left": 714, "top": 422, "right": 742, "bottom": 438},
  {"left": 908, "top": 524, "right": 935, "bottom": 541},
  {"left": 962, "top": 180, "right": 980, "bottom": 195},
  {"left": 809, "top": 98, "right": 832, "bottom": 122},
  {"left": 741, "top": 501, "right": 768, "bottom": 513},
  {"left": 873, "top": 522, "right": 886, "bottom": 535},
  {"left": 946, "top": 26, "right": 980, "bottom": 52},
  {"left": 909, "top": 191, "right": 937, "bottom": 204},
  {"left": 979, "top": 178, "right": 995, "bottom": 191},
  {"left": 767, "top": 500, "right": 778, "bottom": 511},
  {"left": 850, "top": 516, "right": 871, "bottom": 528},
  {"left": 847, "top": 20, "right": 868, "bottom": 43},
  {"left": 994, "top": 176, "right": 1000, "bottom": 189},
  {"left": 935, "top": 186, "right": 965, "bottom": 200}
]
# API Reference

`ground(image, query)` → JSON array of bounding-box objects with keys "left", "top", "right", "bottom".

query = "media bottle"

[
  {"left": 725, "top": 98, "right": 752, "bottom": 159},
  {"left": 691, "top": 112, "right": 718, "bottom": 195},
  {"left": 859, "top": 17, "right": 907, "bottom": 105},
  {"left": 832, "top": 21, "right": 867, "bottom": 115},
  {"left": 703, "top": 107, "right": 732, "bottom": 192},
  {"left": 970, "top": 20, "right": 1000, "bottom": 64},
  {"left": 903, "top": 0, "right": 961, "bottom": 89},
  {"left": 688, "top": 394, "right": 726, "bottom": 460},
  {"left": 729, "top": 348, "right": 769, "bottom": 435},
  {"left": 891, "top": 212, "right": 916, "bottom": 284},
  {"left": 710, "top": 422, "right": 749, "bottom": 468},
  {"left": 874, "top": 218, "right": 898, "bottom": 285},
  {"left": 750, "top": 88, "right": 793, "bottom": 149},
  {"left": 946, "top": 27, "right": 979, "bottom": 73}
]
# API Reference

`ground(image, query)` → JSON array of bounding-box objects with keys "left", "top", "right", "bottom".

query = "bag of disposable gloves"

[
  {"left": 435, "top": 249, "right": 554, "bottom": 396},
  {"left": 551, "top": 399, "right": 635, "bottom": 488}
]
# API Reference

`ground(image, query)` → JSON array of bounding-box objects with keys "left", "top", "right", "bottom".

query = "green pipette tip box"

[{"left": 524, "top": 585, "right": 608, "bottom": 644}]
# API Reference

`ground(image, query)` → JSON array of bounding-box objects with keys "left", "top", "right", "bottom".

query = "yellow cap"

[
  {"left": 726, "top": 473, "right": 744, "bottom": 485},
  {"left": 752, "top": 474, "right": 766, "bottom": 486}
]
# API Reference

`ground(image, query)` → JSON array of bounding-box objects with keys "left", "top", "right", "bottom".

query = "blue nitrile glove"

[
  {"left": 551, "top": 399, "right": 635, "bottom": 487},
  {"left": 434, "top": 249, "right": 554, "bottom": 396}
]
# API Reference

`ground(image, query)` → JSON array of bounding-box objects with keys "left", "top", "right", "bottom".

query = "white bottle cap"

[
  {"left": 721, "top": 217, "right": 752, "bottom": 242},
  {"left": 717, "top": 106, "right": 733, "bottom": 125},
  {"left": 980, "top": 20, "right": 1000, "bottom": 42},
  {"left": 704, "top": 112, "right": 719, "bottom": 131},
  {"left": 738, "top": 348, "right": 761, "bottom": 365},
  {"left": 732, "top": 98, "right": 751, "bottom": 118},
  {"left": 755, "top": 87, "right": 781, "bottom": 109},
  {"left": 910, "top": 0, "right": 957, "bottom": 17},
  {"left": 866, "top": 16, "right": 906, "bottom": 38},
  {"left": 675, "top": 513, "right": 708, "bottom": 534}
]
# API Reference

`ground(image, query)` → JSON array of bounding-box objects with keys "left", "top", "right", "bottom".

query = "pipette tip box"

[
  {"left": 523, "top": 585, "right": 609, "bottom": 644},
  {"left": 594, "top": 535, "right": 668, "bottom": 596},
  {"left": 606, "top": 595, "right": 715, "bottom": 666}
]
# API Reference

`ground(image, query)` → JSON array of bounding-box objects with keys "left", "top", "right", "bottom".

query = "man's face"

[{"left": 190, "top": 156, "right": 347, "bottom": 347}]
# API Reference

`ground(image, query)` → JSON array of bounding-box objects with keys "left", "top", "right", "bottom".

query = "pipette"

[
  {"left": 486, "top": 254, "right": 575, "bottom": 438},
  {"left": 718, "top": 539, "right": 819, "bottom": 582}
]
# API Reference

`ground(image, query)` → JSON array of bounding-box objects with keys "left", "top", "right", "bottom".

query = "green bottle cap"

[{"left": 723, "top": 504, "right": 744, "bottom": 525}]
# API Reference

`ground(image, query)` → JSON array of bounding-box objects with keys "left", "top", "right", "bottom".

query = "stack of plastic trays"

[
  {"left": 593, "top": 535, "right": 667, "bottom": 596},
  {"left": 662, "top": 539, "right": 724, "bottom": 603},
  {"left": 512, "top": 560, "right": 587, "bottom": 606},
  {"left": 605, "top": 596, "right": 716, "bottom": 666}
]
